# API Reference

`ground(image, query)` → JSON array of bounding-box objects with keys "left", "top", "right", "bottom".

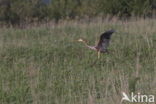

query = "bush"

[{"left": 0, "top": 0, "right": 155, "bottom": 25}]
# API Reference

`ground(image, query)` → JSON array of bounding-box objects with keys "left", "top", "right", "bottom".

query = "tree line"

[{"left": 0, "top": 0, "right": 156, "bottom": 25}]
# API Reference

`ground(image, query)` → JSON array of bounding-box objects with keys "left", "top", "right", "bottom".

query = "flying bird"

[{"left": 78, "top": 29, "right": 115, "bottom": 59}]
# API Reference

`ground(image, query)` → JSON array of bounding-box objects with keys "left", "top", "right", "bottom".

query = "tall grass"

[{"left": 0, "top": 18, "right": 156, "bottom": 104}]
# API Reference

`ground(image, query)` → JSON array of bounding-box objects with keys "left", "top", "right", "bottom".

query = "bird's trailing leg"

[{"left": 98, "top": 51, "right": 101, "bottom": 59}]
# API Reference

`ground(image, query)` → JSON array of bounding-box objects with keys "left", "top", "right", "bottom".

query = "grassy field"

[{"left": 0, "top": 18, "right": 156, "bottom": 104}]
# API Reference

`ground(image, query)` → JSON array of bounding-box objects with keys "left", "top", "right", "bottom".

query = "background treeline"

[{"left": 0, "top": 0, "right": 156, "bottom": 25}]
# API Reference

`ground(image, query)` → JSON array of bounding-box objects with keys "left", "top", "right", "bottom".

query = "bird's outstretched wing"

[{"left": 96, "top": 29, "right": 115, "bottom": 52}]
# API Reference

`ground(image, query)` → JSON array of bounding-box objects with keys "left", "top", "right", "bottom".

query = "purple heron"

[{"left": 78, "top": 29, "right": 115, "bottom": 59}]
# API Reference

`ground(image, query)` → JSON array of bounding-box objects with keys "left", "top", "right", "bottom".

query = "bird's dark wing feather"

[{"left": 96, "top": 29, "right": 115, "bottom": 52}]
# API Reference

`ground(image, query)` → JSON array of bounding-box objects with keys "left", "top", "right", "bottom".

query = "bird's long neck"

[{"left": 81, "top": 39, "right": 96, "bottom": 50}]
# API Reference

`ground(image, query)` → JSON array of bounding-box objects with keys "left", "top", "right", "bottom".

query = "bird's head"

[{"left": 77, "top": 38, "right": 83, "bottom": 42}]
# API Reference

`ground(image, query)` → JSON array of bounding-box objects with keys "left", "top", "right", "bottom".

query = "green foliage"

[
  {"left": 131, "top": 0, "right": 152, "bottom": 16},
  {"left": 99, "top": 0, "right": 152, "bottom": 17},
  {"left": 0, "top": 0, "right": 49, "bottom": 25},
  {"left": 0, "top": 0, "right": 155, "bottom": 25}
]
